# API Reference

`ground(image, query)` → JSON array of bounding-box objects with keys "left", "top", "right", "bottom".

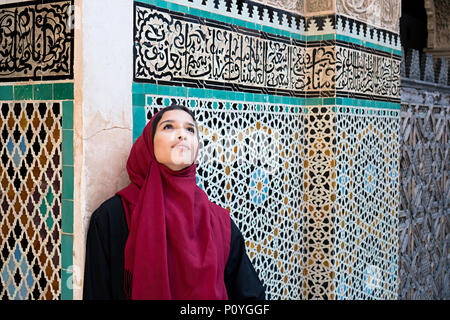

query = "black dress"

[{"left": 83, "top": 195, "right": 265, "bottom": 300}]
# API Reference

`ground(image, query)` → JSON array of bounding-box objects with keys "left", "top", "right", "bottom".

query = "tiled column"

[{"left": 301, "top": 0, "right": 402, "bottom": 299}]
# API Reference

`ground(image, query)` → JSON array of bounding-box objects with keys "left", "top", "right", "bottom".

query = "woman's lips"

[{"left": 172, "top": 143, "right": 190, "bottom": 150}]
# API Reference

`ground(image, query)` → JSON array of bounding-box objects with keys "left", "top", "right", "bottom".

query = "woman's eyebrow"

[
  {"left": 159, "top": 119, "right": 196, "bottom": 128},
  {"left": 159, "top": 119, "right": 174, "bottom": 127}
]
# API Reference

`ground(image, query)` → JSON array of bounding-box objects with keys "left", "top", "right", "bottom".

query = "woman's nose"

[{"left": 177, "top": 130, "right": 186, "bottom": 140}]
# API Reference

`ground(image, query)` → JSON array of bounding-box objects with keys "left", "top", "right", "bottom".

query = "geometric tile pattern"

[
  {"left": 133, "top": 0, "right": 402, "bottom": 300},
  {"left": 301, "top": 105, "right": 336, "bottom": 299},
  {"left": 145, "top": 95, "right": 305, "bottom": 300},
  {"left": 334, "top": 106, "right": 399, "bottom": 299},
  {"left": 0, "top": 101, "right": 62, "bottom": 300}
]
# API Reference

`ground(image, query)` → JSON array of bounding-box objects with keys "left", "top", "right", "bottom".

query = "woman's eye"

[
  {"left": 163, "top": 124, "right": 173, "bottom": 130},
  {"left": 187, "top": 127, "right": 195, "bottom": 133}
]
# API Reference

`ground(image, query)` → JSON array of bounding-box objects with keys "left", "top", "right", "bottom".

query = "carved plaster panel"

[
  {"left": 435, "top": 0, "right": 450, "bottom": 48},
  {"left": 337, "top": 0, "right": 400, "bottom": 33},
  {"left": 305, "top": 0, "right": 334, "bottom": 15},
  {"left": 424, "top": 0, "right": 450, "bottom": 58},
  {"left": 428, "top": 0, "right": 450, "bottom": 48}
]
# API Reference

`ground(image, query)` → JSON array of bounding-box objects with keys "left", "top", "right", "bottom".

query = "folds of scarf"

[{"left": 117, "top": 121, "right": 230, "bottom": 300}]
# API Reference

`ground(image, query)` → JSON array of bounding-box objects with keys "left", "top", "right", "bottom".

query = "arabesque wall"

[{"left": 0, "top": 0, "right": 415, "bottom": 300}]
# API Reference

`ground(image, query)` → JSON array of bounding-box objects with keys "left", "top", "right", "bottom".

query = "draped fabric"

[{"left": 116, "top": 108, "right": 231, "bottom": 300}]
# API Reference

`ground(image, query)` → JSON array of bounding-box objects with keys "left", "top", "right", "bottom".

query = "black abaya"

[{"left": 83, "top": 195, "right": 265, "bottom": 300}]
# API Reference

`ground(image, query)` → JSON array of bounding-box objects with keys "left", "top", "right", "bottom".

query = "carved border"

[{"left": 134, "top": 2, "right": 401, "bottom": 103}]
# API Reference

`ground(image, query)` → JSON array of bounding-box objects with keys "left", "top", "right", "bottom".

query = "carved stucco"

[
  {"left": 435, "top": 0, "right": 450, "bottom": 47},
  {"left": 425, "top": 0, "right": 450, "bottom": 57},
  {"left": 337, "top": 0, "right": 401, "bottom": 33},
  {"left": 305, "top": 0, "right": 334, "bottom": 14},
  {"left": 251, "top": 1, "right": 402, "bottom": 27}
]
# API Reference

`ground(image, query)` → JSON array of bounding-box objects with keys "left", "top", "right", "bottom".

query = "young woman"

[{"left": 83, "top": 104, "right": 265, "bottom": 300}]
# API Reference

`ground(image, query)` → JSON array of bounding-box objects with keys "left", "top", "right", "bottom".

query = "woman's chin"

[{"left": 165, "top": 159, "right": 194, "bottom": 171}]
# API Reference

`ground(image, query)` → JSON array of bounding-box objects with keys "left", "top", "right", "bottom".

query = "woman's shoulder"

[{"left": 89, "top": 195, "right": 125, "bottom": 226}]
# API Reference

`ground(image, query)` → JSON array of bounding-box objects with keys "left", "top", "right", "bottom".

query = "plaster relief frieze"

[
  {"left": 435, "top": 0, "right": 450, "bottom": 48},
  {"left": 305, "top": 0, "right": 334, "bottom": 14},
  {"left": 425, "top": 0, "right": 450, "bottom": 57},
  {"left": 337, "top": 0, "right": 400, "bottom": 33},
  {"left": 381, "top": 0, "right": 401, "bottom": 33}
]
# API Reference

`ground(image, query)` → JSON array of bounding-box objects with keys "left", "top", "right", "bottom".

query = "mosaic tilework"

[
  {"left": 0, "top": 101, "right": 62, "bottom": 299},
  {"left": 147, "top": 0, "right": 401, "bottom": 46},
  {"left": 134, "top": 2, "right": 336, "bottom": 98},
  {"left": 134, "top": 2, "right": 401, "bottom": 103},
  {"left": 0, "top": 0, "right": 74, "bottom": 82},
  {"left": 145, "top": 95, "right": 304, "bottom": 300},
  {"left": 301, "top": 105, "right": 336, "bottom": 299},
  {"left": 133, "top": 0, "right": 402, "bottom": 301},
  {"left": 335, "top": 45, "right": 401, "bottom": 102},
  {"left": 335, "top": 15, "right": 401, "bottom": 51},
  {"left": 333, "top": 106, "right": 399, "bottom": 299},
  {"left": 0, "top": 82, "right": 74, "bottom": 300}
]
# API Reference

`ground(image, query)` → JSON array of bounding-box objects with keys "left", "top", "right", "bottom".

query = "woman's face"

[{"left": 153, "top": 109, "right": 199, "bottom": 171}]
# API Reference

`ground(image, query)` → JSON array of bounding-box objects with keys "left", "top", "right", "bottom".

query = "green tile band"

[
  {"left": 132, "top": 93, "right": 146, "bottom": 107},
  {"left": 1, "top": 83, "right": 76, "bottom": 101},
  {"left": 133, "top": 83, "right": 399, "bottom": 110},
  {"left": 61, "top": 269, "right": 73, "bottom": 300},
  {"left": 336, "top": 34, "right": 398, "bottom": 55},
  {"left": 133, "top": 105, "right": 147, "bottom": 141},
  {"left": 62, "top": 165, "right": 74, "bottom": 200},
  {"left": 62, "top": 101, "right": 74, "bottom": 130},
  {"left": 0, "top": 86, "right": 14, "bottom": 100},
  {"left": 62, "top": 200, "right": 74, "bottom": 234},
  {"left": 54, "top": 83, "right": 74, "bottom": 100},
  {"left": 61, "top": 234, "right": 73, "bottom": 270},
  {"left": 14, "top": 85, "right": 33, "bottom": 100},
  {"left": 34, "top": 84, "right": 53, "bottom": 100},
  {"left": 62, "top": 130, "right": 74, "bottom": 166}
]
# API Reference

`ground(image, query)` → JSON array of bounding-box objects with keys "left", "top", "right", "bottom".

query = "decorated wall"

[
  {"left": 132, "top": 0, "right": 401, "bottom": 299},
  {"left": 0, "top": 0, "right": 406, "bottom": 300},
  {"left": 0, "top": 0, "right": 74, "bottom": 299}
]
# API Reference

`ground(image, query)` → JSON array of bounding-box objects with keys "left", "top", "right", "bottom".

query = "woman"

[{"left": 83, "top": 104, "right": 265, "bottom": 300}]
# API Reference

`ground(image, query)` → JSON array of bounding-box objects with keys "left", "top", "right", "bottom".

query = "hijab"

[{"left": 116, "top": 106, "right": 231, "bottom": 300}]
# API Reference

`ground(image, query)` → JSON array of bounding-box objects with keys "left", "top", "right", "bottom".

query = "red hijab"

[{"left": 116, "top": 107, "right": 231, "bottom": 300}]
